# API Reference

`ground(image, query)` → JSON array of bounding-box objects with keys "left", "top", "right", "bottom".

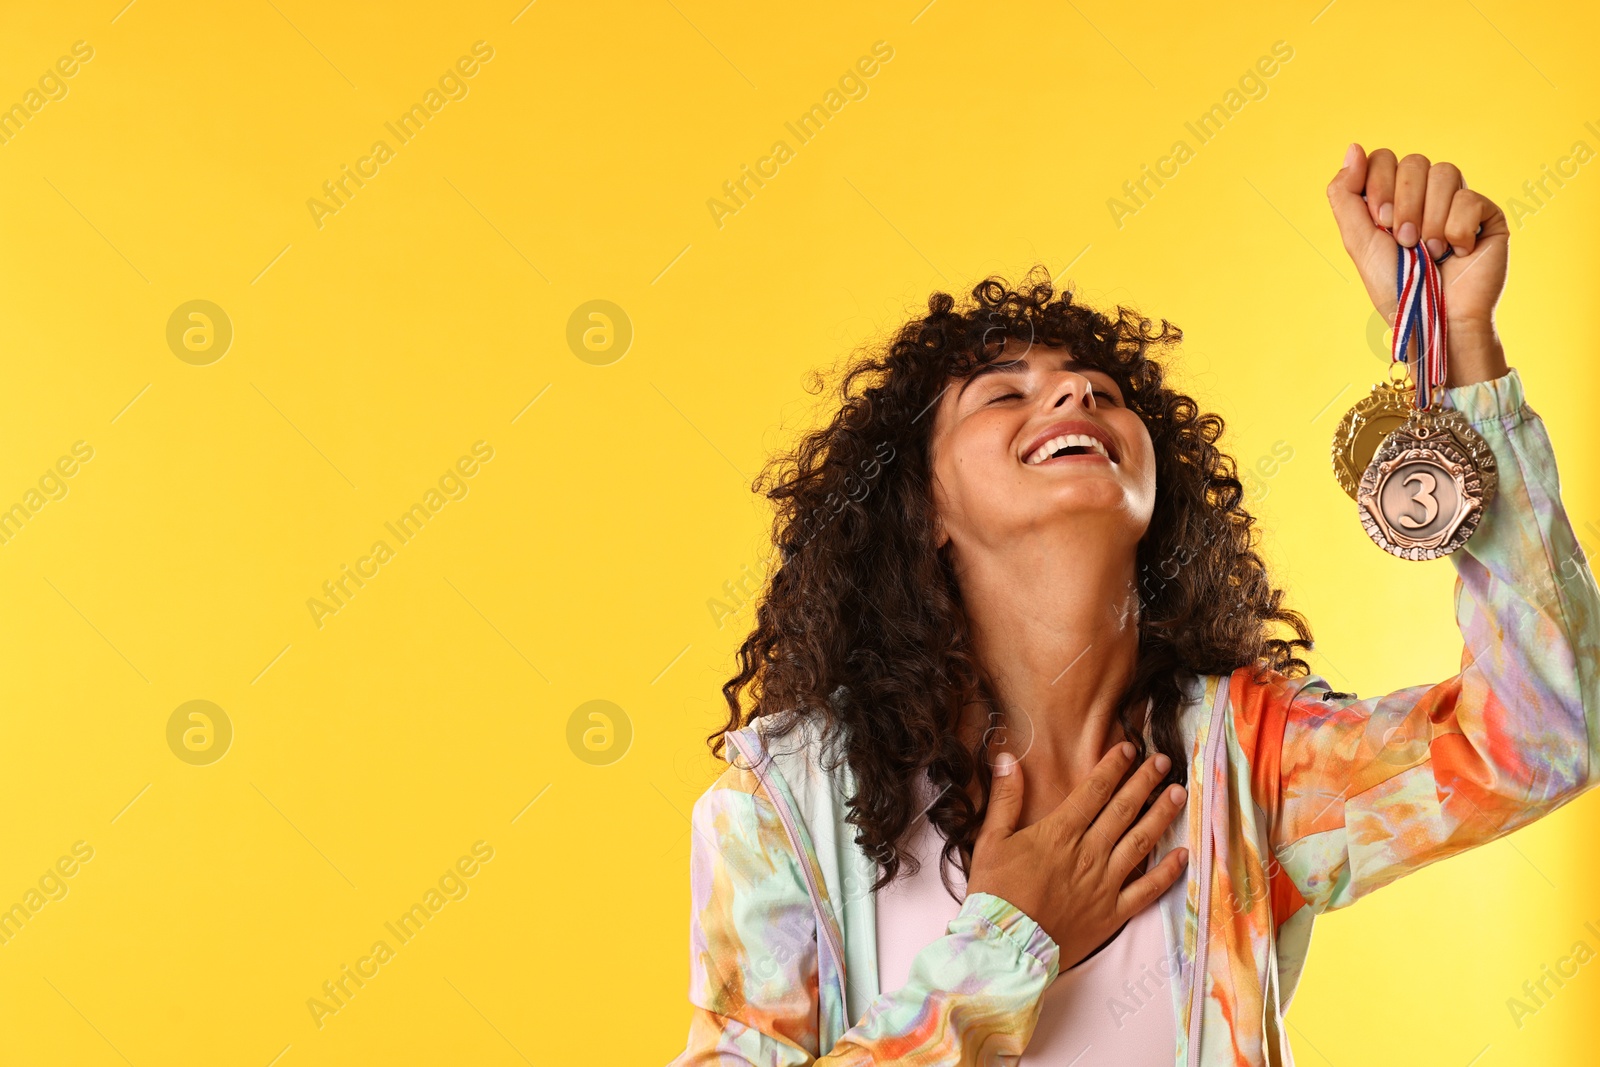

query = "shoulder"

[
  {"left": 1226, "top": 663, "right": 1348, "bottom": 738},
  {"left": 692, "top": 742, "right": 779, "bottom": 829},
  {"left": 698, "top": 757, "right": 771, "bottom": 806},
  {"left": 690, "top": 714, "right": 837, "bottom": 846},
  {"left": 1222, "top": 663, "right": 1358, "bottom": 809}
]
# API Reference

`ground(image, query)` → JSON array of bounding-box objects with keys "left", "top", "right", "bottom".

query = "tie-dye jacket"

[{"left": 669, "top": 367, "right": 1600, "bottom": 1066}]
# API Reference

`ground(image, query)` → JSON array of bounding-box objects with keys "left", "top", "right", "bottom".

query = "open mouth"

[{"left": 1025, "top": 433, "right": 1113, "bottom": 464}]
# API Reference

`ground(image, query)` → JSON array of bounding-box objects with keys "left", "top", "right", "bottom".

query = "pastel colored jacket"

[{"left": 669, "top": 368, "right": 1600, "bottom": 1066}]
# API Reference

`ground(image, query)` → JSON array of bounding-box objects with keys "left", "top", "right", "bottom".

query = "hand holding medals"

[{"left": 1325, "top": 144, "right": 1512, "bottom": 560}]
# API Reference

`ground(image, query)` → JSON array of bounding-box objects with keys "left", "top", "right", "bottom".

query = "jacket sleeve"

[
  {"left": 670, "top": 762, "right": 1060, "bottom": 1066},
  {"left": 1231, "top": 366, "right": 1600, "bottom": 918}
]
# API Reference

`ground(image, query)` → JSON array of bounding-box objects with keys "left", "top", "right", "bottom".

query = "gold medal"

[
  {"left": 1332, "top": 362, "right": 1497, "bottom": 507},
  {"left": 1330, "top": 361, "right": 1413, "bottom": 501}
]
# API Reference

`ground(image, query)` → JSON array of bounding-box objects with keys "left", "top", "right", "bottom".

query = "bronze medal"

[
  {"left": 1355, "top": 407, "right": 1496, "bottom": 561},
  {"left": 1333, "top": 363, "right": 1498, "bottom": 508}
]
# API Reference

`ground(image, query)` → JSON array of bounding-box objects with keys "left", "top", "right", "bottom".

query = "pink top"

[{"left": 875, "top": 775, "right": 1178, "bottom": 1064}]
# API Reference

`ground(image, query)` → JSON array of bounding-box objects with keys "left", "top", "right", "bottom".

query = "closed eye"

[{"left": 990, "top": 389, "right": 1114, "bottom": 404}]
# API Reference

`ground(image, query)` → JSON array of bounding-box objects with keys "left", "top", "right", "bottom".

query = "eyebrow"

[{"left": 955, "top": 356, "right": 1114, "bottom": 401}]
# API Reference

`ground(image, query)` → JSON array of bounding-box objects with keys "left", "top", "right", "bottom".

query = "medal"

[
  {"left": 1334, "top": 242, "right": 1497, "bottom": 561},
  {"left": 1329, "top": 352, "right": 1490, "bottom": 507},
  {"left": 1329, "top": 360, "right": 1413, "bottom": 501}
]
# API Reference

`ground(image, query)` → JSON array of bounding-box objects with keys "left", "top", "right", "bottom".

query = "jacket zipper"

[
  {"left": 1186, "top": 676, "right": 1231, "bottom": 1067},
  {"left": 726, "top": 728, "right": 852, "bottom": 1024}
]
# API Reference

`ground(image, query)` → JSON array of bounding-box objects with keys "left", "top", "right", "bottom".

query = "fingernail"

[
  {"left": 1452, "top": 244, "right": 1468, "bottom": 258},
  {"left": 1342, "top": 142, "right": 1358, "bottom": 169},
  {"left": 1398, "top": 221, "right": 1417, "bottom": 246},
  {"left": 1169, "top": 784, "right": 1187, "bottom": 803},
  {"left": 1378, "top": 202, "right": 1393, "bottom": 227},
  {"left": 1154, "top": 753, "right": 1171, "bottom": 774},
  {"left": 1426, "top": 238, "right": 1446, "bottom": 260},
  {"left": 1176, "top": 847, "right": 1189, "bottom": 864},
  {"left": 993, "top": 753, "right": 1016, "bottom": 777},
  {"left": 1120, "top": 741, "right": 1136, "bottom": 759}
]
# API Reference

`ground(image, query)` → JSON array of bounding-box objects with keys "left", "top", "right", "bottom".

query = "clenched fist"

[{"left": 1327, "top": 143, "right": 1510, "bottom": 387}]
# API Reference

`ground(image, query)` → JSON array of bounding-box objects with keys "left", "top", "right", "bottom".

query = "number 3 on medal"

[{"left": 1397, "top": 470, "right": 1439, "bottom": 529}]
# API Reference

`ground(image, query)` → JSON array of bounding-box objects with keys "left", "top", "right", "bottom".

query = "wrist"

[
  {"left": 1444, "top": 319, "right": 1508, "bottom": 387},
  {"left": 958, "top": 891, "right": 1061, "bottom": 977}
]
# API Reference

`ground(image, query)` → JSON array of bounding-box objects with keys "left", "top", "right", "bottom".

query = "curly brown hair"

[{"left": 710, "top": 267, "right": 1313, "bottom": 895}]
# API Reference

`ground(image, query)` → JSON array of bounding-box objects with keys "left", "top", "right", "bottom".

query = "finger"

[
  {"left": 1116, "top": 846, "right": 1189, "bottom": 918},
  {"left": 1085, "top": 752, "right": 1171, "bottom": 852},
  {"left": 1044, "top": 741, "right": 1136, "bottom": 840},
  {"left": 1108, "top": 781, "right": 1189, "bottom": 878},
  {"left": 1365, "top": 148, "right": 1398, "bottom": 228},
  {"left": 978, "top": 752, "right": 1025, "bottom": 844},
  {"left": 1326, "top": 142, "right": 1375, "bottom": 253},
  {"left": 1392, "top": 152, "right": 1432, "bottom": 249},
  {"left": 1445, "top": 189, "right": 1506, "bottom": 258},
  {"left": 1421, "top": 161, "right": 1463, "bottom": 262}
]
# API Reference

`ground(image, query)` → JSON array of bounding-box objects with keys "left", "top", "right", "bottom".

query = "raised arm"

[
  {"left": 1232, "top": 364, "right": 1600, "bottom": 918},
  {"left": 1228, "top": 144, "right": 1595, "bottom": 917}
]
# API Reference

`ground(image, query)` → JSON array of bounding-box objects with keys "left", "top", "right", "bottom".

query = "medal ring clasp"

[{"left": 1386, "top": 357, "right": 1412, "bottom": 390}]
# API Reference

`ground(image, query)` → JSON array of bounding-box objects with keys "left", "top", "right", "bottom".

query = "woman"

[{"left": 669, "top": 144, "right": 1600, "bottom": 1065}]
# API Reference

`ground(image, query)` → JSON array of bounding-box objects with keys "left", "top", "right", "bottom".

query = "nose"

[{"left": 1047, "top": 371, "right": 1098, "bottom": 412}]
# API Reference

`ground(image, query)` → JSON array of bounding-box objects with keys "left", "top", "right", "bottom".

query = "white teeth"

[{"left": 1026, "top": 433, "right": 1111, "bottom": 465}]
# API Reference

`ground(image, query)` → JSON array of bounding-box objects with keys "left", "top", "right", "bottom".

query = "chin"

[{"left": 1037, "top": 481, "right": 1131, "bottom": 513}]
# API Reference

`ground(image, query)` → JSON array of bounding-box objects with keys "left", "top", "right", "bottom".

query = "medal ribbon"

[{"left": 1390, "top": 242, "right": 1448, "bottom": 409}]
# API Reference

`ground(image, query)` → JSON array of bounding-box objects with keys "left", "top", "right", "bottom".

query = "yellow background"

[{"left": 0, "top": 1, "right": 1596, "bottom": 1064}]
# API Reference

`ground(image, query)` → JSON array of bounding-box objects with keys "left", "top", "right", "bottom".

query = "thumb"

[
  {"left": 982, "top": 753, "right": 1025, "bottom": 838},
  {"left": 1327, "top": 141, "right": 1377, "bottom": 253}
]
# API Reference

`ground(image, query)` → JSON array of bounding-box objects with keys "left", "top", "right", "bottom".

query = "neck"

[{"left": 953, "top": 526, "right": 1141, "bottom": 820}]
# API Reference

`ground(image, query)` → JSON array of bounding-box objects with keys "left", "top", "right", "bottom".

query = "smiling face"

[{"left": 928, "top": 340, "right": 1157, "bottom": 557}]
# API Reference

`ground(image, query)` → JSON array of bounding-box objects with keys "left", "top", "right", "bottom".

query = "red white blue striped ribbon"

[{"left": 1391, "top": 242, "right": 1448, "bottom": 409}]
